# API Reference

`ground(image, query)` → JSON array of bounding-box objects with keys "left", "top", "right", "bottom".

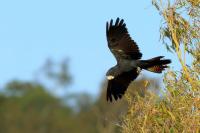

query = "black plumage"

[{"left": 106, "top": 18, "right": 171, "bottom": 102}]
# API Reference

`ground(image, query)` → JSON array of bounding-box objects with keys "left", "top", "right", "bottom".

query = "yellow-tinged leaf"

[{"left": 167, "top": 110, "right": 176, "bottom": 121}]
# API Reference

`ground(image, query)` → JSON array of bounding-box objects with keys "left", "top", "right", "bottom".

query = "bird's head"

[{"left": 106, "top": 66, "right": 118, "bottom": 80}]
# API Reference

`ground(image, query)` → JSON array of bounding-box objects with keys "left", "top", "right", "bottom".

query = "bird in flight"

[{"left": 106, "top": 18, "right": 171, "bottom": 102}]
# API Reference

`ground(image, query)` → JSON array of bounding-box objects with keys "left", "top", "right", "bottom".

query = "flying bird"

[{"left": 106, "top": 18, "right": 171, "bottom": 102}]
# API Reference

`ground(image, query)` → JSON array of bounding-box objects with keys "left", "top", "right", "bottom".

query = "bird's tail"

[{"left": 140, "top": 56, "right": 171, "bottom": 73}]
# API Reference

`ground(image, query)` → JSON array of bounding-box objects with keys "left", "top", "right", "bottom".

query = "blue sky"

[{"left": 0, "top": 0, "right": 181, "bottom": 96}]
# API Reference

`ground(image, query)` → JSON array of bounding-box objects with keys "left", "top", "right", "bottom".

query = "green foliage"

[
  {"left": 0, "top": 77, "right": 158, "bottom": 133},
  {"left": 0, "top": 81, "right": 76, "bottom": 133},
  {"left": 121, "top": 0, "right": 200, "bottom": 132},
  {"left": 40, "top": 58, "right": 72, "bottom": 87},
  {"left": 83, "top": 78, "right": 160, "bottom": 133}
]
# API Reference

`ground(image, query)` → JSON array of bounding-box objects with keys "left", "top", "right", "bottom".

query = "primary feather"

[{"left": 105, "top": 18, "right": 171, "bottom": 102}]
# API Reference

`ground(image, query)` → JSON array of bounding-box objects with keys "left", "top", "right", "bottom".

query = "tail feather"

[
  {"left": 141, "top": 56, "right": 171, "bottom": 73},
  {"left": 147, "top": 65, "right": 168, "bottom": 73}
]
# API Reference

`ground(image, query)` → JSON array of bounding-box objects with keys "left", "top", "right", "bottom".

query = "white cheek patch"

[
  {"left": 107, "top": 75, "right": 115, "bottom": 80},
  {"left": 118, "top": 49, "right": 123, "bottom": 52}
]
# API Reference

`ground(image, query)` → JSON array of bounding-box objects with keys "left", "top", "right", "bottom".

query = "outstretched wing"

[
  {"left": 106, "top": 68, "right": 139, "bottom": 102},
  {"left": 106, "top": 18, "right": 142, "bottom": 62}
]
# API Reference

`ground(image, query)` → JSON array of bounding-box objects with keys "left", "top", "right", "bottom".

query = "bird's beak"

[{"left": 106, "top": 75, "right": 114, "bottom": 80}]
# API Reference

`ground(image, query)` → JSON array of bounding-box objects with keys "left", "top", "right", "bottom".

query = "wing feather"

[
  {"left": 106, "top": 18, "right": 142, "bottom": 62},
  {"left": 106, "top": 68, "right": 139, "bottom": 102}
]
